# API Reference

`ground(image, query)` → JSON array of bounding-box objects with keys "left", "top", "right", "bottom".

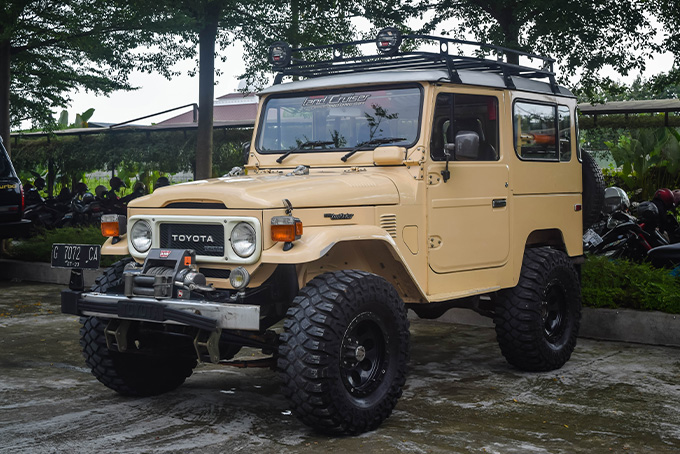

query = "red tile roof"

[{"left": 158, "top": 93, "right": 257, "bottom": 125}]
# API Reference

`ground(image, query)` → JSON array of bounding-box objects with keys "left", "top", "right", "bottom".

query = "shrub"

[
  {"left": 5, "top": 226, "right": 123, "bottom": 267},
  {"left": 582, "top": 255, "right": 680, "bottom": 314}
]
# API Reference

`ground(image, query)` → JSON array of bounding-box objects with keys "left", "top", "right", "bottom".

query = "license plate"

[
  {"left": 118, "top": 301, "right": 165, "bottom": 322},
  {"left": 583, "top": 229, "right": 603, "bottom": 247},
  {"left": 51, "top": 244, "right": 101, "bottom": 269}
]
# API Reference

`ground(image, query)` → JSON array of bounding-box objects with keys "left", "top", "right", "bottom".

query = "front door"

[{"left": 427, "top": 91, "right": 510, "bottom": 274}]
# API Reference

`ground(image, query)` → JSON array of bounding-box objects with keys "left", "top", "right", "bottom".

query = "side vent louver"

[{"left": 380, "top": 214, "right": 397, "bottom": 238}]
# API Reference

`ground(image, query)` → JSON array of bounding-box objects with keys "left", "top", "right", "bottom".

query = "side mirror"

[
  {"left": 241, "top": 141, "right": 251, "bottom": 165},
  {"left": 453, "top": 131, "right": 480, "bottom": 160}
]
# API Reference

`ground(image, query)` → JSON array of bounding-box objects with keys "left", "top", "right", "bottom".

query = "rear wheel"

[
  {"left": 278, "top": 270, "right": 409, "bottom": 434},
  {"left": 80, "top": 259, "right": 196, "bottom": 396},
  {"left": 493, "top": 248, "right": 581, "bottom": 371}
]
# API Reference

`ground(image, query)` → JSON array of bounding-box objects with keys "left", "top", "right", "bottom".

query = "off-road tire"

[
  {"left": 493, "top": 248, "right": 581, "bottom": 372},
  {"left": 278, "top": 270, "right": 409, "bottom": 434},
  {"left": 80, "top": 259, "right": 196, "bottom": 396},
  {"left": 582, "top": 151, "right": 605, "bottom": 230}
]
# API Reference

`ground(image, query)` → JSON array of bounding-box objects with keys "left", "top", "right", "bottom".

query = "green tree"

[
  {"left": 1, "top": 0, "right": 190, "bottom": 155},
  {"left": 237, "top": 0, "right": 359, "bottom": 88},
  {"left": 383, "top": 0, "right": 661, "bottom": 98}
]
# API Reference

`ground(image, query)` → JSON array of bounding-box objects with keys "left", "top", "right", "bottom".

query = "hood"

[{"left": 130, "top": 172, "right": 399, "bottom": 209}]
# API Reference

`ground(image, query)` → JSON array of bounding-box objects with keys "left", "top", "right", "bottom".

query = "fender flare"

[{"left": 260, "top": 225, "right": 400, "bottom": 264}]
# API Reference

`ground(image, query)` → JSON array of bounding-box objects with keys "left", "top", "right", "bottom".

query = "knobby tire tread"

[
  {"left": 493, "top": 248, "right": 581, "bottom": 372},
  {"left": 278, "top": 270, "right": 409, "bottom": 434},
  {"left": 80, "top": 258, "right": 195, "bottom": 396}
]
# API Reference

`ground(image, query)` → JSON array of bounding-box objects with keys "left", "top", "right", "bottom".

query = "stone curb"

[
  {"left": 411, "top": 307, "right": 680, "bottom": 347},
  {"left": 2, "top": 260, "right": 678, "bottom": 348},
  {"left": 412, "top": 306, "right": 680, "bottom": 348},
  {"left": 0, "top": 259, "right": 102, "bottom": 288}
]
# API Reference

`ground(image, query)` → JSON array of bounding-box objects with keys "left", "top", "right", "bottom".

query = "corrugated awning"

[{"left": 578, "top": 99, "right": 680, "bottom": 115}]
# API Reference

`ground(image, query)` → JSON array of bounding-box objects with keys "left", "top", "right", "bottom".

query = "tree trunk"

[
  {"left": 0, "top": 40, "right": 11, "bottom": 155},
  {"left": 195, "top": 4, "right": 220, "bottom": 180}
]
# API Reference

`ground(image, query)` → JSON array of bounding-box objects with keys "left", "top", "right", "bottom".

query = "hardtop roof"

[{"left": 259, "top": 69, "right": 574, "bottom": 97}]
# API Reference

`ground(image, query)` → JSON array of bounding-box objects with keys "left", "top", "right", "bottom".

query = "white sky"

[{"left": 56, "top": 21, "right": 676, "bottom": 128}]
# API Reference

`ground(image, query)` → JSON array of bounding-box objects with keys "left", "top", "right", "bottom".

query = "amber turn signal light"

[
  {"left": 101, "top": 214, "right": 127, "bottom": 237},
  {"left": 271, "top": 216, "right": 302, "bottom": 242}
]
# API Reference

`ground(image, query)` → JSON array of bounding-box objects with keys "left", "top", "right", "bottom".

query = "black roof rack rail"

[{"left": 269, "top": 28, "right": 559, "bottom": 94}]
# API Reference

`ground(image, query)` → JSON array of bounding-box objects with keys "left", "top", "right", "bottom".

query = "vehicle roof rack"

[{"left": 269, "top": 28, "right": 559, "bottom": 94}]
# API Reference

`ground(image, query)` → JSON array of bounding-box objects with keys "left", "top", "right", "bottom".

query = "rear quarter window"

[
  {"left": 0, "top": 146, "right": 15, "bottom": 179},
  {"left": 514, "top": 101, "right": 557, "bottom": 161}
]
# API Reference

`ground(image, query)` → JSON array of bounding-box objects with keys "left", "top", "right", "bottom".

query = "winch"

[{"left": 123, "top": 249, "right": 214, "bottom": 299}]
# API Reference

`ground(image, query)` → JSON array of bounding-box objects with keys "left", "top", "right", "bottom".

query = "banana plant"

[{"left": 606, "top": 127, "right": 680, "bottom": 199}]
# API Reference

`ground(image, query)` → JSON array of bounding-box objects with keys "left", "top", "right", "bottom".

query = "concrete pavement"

[{"left": 1, "top": 281, "right": 679, "bottom": 453}]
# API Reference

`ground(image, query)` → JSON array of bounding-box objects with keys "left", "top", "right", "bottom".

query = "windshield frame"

[{"left": 255, "top": 83, "right": 424, "bottom": 156}]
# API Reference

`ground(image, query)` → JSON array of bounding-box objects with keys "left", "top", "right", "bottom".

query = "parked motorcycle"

[{"left": 584, "top": 187, "right": 680, "bottom": 266}]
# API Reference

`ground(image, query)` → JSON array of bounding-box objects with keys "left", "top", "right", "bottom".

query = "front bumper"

[{"left": 61, "top": 289, "right": 261, "bottom": 331}]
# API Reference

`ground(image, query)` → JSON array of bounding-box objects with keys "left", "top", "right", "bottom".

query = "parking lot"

[{"left": 1, "top": 281, "right": 679, "bottom": 453}]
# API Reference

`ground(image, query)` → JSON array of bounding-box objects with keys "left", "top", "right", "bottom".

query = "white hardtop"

[{"left": 259, "top": 69, "right": 574, "bottom": 98}]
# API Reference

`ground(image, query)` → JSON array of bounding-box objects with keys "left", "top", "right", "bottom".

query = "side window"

[
  {"left": 430, "top": 93, "right": 499, "bottom": 161},
  {"left": 575, "top": 107, "right": 582, "bottom": 161},
  {"left": 558, "top": 105, "right": 572, "bottom": 162},
  {"left": 0, "top": 147, "right": 12, "bottom": 179},
  {"left": 514, "top": 102, "right": 557, "bottom": 161}
]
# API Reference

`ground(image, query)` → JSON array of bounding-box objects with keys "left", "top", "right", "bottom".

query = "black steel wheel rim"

[
  {"left": 340, "top": 311, "right": 389, "bottom": 397},
  {"left": 542, "top": 279, "right": 568, "bottom": 343}
]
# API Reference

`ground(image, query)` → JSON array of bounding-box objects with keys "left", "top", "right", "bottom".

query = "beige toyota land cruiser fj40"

[{"left": 58, "top": 28, "right": 604, "bottom": 434}]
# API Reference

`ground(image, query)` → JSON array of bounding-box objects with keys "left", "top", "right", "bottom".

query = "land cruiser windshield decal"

[
  {"left": 258, "top": 86, "right": 421, "bottom": 152},
  {"left": 302, "top": 93, "right": 371, "bottom": 109}
]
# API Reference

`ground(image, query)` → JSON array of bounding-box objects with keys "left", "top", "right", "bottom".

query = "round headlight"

[
  {"left": 130, "top": 220, "right": 152, "bottom": 253},
  {"left": 231, "top": 222, "right": 256, "bottom": 258}
]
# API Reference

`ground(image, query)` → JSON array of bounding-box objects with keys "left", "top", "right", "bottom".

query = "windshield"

[{"left": 257, "top": 86, "right": 422, "bottom": 153}]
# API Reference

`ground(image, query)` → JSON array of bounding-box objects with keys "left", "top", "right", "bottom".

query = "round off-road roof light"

[
  {"left": 376, "top": 27, "right": 402, "bottom": 56},
  {"left": 230, "top": 266, "right": 250, "bottom": 290},
  {"left": 269, "top": 41, "right": 292, "bottom": 68}
]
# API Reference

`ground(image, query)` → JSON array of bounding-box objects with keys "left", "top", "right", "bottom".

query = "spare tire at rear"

[{"left": 582, "top": 151, "right": 605, "bottom": 230}]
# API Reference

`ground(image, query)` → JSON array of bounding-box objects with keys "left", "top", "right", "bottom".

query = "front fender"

[
  {"left": 261, "top": 225, "right": 398, "bottom": 264},
  {"left": 101, "top": 235, "right": 129, "bottom": 256}
]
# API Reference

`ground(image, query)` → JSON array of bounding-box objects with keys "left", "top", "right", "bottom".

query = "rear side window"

[
  {"left": 514, "top": 101, "right": 573, "bottom": 162},
  {"left": 558, "top": 105, "right": 572, "bottom": 162},
  {"left": 0, "top": 146, "right": 14, "bottom": 179},
  {"left": 514, "top": 102, "right": 557, "bottom": 160}
]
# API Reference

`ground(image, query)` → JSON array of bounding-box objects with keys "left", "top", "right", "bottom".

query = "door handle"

[{"left": 492, "top": 199, "right": 506, "bottom": 208}]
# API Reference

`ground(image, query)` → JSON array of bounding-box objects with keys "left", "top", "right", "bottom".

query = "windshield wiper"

[
  {"left": 276, "top": 140, "right": 335, "bottom": 163},
  {"left": 341, "top": 137, "right": 406, "bottom": 162}
]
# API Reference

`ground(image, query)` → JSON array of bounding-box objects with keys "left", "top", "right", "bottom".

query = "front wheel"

[
  {"left": 278, "top": 270, "right": 410, "bottom": 434},
  {"left": 80, "top": 258, "right": 196, "bottom": 396},
  {"left": 493, "top": 248, "right": 581, "bottom": 371},
  {"left": 80, "top": 317, "right": 197, "bottom": 396}
]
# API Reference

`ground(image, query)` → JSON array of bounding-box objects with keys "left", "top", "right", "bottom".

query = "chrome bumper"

[{"left": 61, "top": 289, "right": 261, "bottom": 331}]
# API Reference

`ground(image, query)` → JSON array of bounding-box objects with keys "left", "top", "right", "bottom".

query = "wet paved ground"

[{"left": 1, "top": 281, "right": 679, "bottom": 454}]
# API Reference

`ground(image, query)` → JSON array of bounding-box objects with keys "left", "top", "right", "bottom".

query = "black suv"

[{"left": 0, "top": 136, "right": 29, "bottom": 239}]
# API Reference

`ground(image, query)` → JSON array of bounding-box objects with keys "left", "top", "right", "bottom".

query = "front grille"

[{"left": 159, "top": 224, "right": 225, "bottom": 256}]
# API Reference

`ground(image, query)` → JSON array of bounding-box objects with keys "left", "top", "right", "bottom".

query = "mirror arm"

[{"left": 441, "top": 144, "right": 454, "bottom": 183}]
